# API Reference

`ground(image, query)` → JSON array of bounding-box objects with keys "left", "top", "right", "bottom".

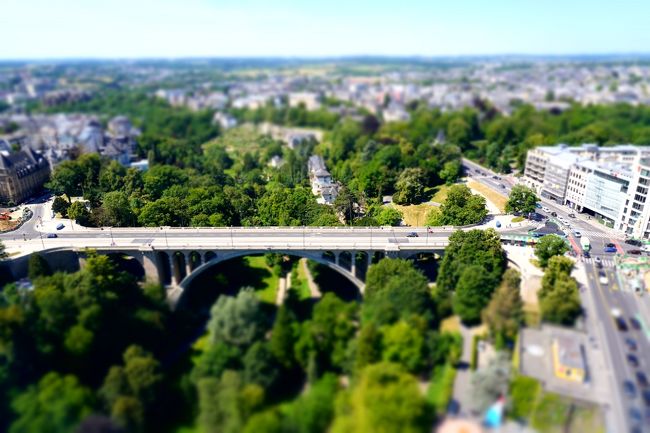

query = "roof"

[{"left": 554, "top": 335, "right": 585, "bottom": 370}]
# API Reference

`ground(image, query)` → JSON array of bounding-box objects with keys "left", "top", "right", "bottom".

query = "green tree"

[
  {"left": 439, "top": 160, "right": 461, "bottom": 185},
  {"left": 534, "top": 235, "right": 568, "bottom": 267},
  {"left": 243, "top": 341, "right": 282, "bottom": 391},
  {"left": 68, "top": 201, "right": 91, "bottom": 226},
  {"left": 333, "top": 186, "right": 358, "bottom": 225},
  {"left": 331, "top": 362, "right": 430, "bottom": 433},
  {"left": 538, "top": 256, "right": 581, "bottom": 325},
  {"left": 27, "top": 253, "right": 51, "bottom": 280},
  {"left": 482, "top": 269, "right": 523, "bottom": 346},
  {"left": 101, "top": 191, "right": 135, "bottom": 227},
  {"left": 207, "top": 288, "right": 267, "bottom": 349},
  {"left": 269, "top": 306, "right": 298, "bottom": 369},
  {"left": 505, "top": 185, "right": 538, "bottom": 215},
  {"left": 453, "top": 265, "right": 496, "bottom": 324},
  {"left": 363, "top": 258, "right": 433, "bottom": 326},
  {"left": 10, "top": 372, "right": 94, "bottom": 433},
  {"left": 354, "top": 324, "right": 382, "bottom": 371},
  {"left": 436, "top": 229, "right": 505, "bottom": 296},
  {"left": 0, "top": 240, "right": 6, "bottom": 259},
  {"left": 393, "top": 168, "right": 427, "bottom": 205},
  {"left": 374, "top": 206, "right": 403, "bottom": 226},
  {"left": 430, "top": 184, "right": 487, "bottom": 226},
  {"left": 52, "top": 196, "right": 71, "bottom": 217},
  {"left": 380, "top": 319, "right": 426, "bottom": 373}
]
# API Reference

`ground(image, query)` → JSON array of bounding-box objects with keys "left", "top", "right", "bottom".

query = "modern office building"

[{"left": 523, "top": 144, "right": 650, "bottom": 237}]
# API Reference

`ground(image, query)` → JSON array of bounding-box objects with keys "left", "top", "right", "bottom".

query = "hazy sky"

[{"left": 2, "top": 0, "right": 649, "bottom": 59}]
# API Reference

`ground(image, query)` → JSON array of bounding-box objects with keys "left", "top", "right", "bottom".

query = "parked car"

[
  {"left": 624, "top": 380, "right": 638, "bottom": 398},
  {"left": 616, "top": 317, "right": 629, "bottom": 332},
  {"left": 643, "top": 389, "right": 650, "bottom": 406},
  {"left": 568, "top": 213, "right": 576, "bottom": 218},
  {"left": 626, "top": 338, "right": 638, "bottom": 351},
  {"left": 551, "top": 211, "right": 558, "bottom": 217},
  {"left": 406, "top": 232, "right": 418, "bottom": 238},
  {"left": 500, "top": 184, "right": 506, "bottom": 189},
  {"left": 542, "top": 206, "right": 550, "bottom": 212},
  {"left": 630, "top": 317, "right": 642, "bottom": 331},
  {"left": 628, "top": 354, "right": 640, "bottom": 368},
  {"left": 629, "top": 249, "right": 643, "bottom": 255},
  {"left": 637, "top": 372, "right": 649, "bottom": 388},
  {"left": 604, "top": 245, "right": 617, "bottom": 253},
  {"left": 46, "top": 233, "right": 57, "bottom": 238},
  {"left": 626, "top": 239, "right": 643, "bottom": 247},
  {"left": 56, "top": 223, "right": 65, "bottom": 230}
]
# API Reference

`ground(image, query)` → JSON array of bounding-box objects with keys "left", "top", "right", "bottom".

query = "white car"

[
  {"left": 599, "top": 274, "right": 609, "bottom": 285},
  {"left": 573, "top": 230, "right": 582, "bottom": 238},
  {"left": 542, "top": 206, "right": 550, "bottom": 212}
]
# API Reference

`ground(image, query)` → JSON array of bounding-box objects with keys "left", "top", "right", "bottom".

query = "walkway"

[{"left": 301, "top": 258, "right": 321, "bottom": 298}]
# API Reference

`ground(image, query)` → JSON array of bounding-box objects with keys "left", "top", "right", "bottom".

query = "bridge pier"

[
  {"left": 184, "top": 252, "right": 192, "bottom": 277},
  {"left": 350, "top": 252, "right": 356, "bottom": 277}
]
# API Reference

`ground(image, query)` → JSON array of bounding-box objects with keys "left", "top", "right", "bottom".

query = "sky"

[{"left": 1, "top": 0, "right": 650, "bottom": 59}]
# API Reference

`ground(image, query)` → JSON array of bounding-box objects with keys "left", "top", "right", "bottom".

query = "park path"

[
  {"left": 451, "top": 323, "right": 474, "bottom": 418},
  {"left": 275, "top": 271, "right": 291, "bottom": 305},
  {"left": 301, "top": 258, "right": 321, "bottom": 298}
]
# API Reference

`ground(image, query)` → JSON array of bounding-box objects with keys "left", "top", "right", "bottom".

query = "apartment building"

[
  {"left": 0, "top": 143, "right": 50, "bottom": 205},
  {"left": 523, "top": 144, "right": 650, "bottom": 237},
  {"left": 307, "top": 155, "right": 338, "bottom": 205}
]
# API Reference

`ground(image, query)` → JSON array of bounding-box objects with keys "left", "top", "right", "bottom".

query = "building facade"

[{"left": 0, "top": 145, "right": 50, "bottom": 205}]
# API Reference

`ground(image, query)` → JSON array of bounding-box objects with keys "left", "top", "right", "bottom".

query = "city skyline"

[{"left": 2, "top": 0, "right": 650, "bottom": 59}]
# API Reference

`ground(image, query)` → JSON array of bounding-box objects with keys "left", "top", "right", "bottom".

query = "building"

[
  {"left": 523, "top": 144, "right": 650, "bottom": 234},
  {"left": 307, "top": 155, "right": 338, "bottom": 205},
  {"left": 288, "top": 92, "right": 322, "bottom": 111},
  {"left": 551, "top": 335, "right": 586, "bottom": 382},
  {"left": 0, "top": 143, "right": 50, "bottom": 205}
]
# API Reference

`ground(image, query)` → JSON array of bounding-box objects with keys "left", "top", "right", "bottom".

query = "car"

[
  {"left": 624, "top": 380, "right": 638, "bottom": 398},
  {"left": 630, "top": 407, "right": 643, "bottom": 424},
  {"left": 535, "top": 203, "right": 542, "bottom": 209},
  {"left": 629, "top": 249, "right": 643, "bottom": 255},
  {"left": 599, "top": 273, "right": 609, "bottom": 285},
  {"left": 596, "top": 260, "right": 604, "bottom": 269},
  {"left": 46, "top": 233, "right": 57, "bottom": 238},
  {"left": 606, "top": 242, "right": 616, "bottom": 248},
  {"left": 492, "top": 175, "right": 499, "bottom": 180},
  {"left": 604, "top": 246, "right": 617, "bottom": 253},
  {"left": 626, "top": 338, "right": 638, "bottom": 351},
  {"left": 616, "top": 317, "right": 629, "bottom": 331},
  {"left": 573, "top": 230, "right": 582, "bottom": 238},
  {"left": 542, "top": 206, "right": 550, "bottom": 212},
  {"left": 568, "top": 213, "right": 576, "bottom": 218},
  {"left": 496, "top": 221, "right": 502, "bottom": 228},
  {"left": 630, "top": 317, "right": 642, "bottom": 331},
  {"left": 628, "top": 354, "right": 640, "bottom": 368},
  {"left": 583, "top": 251, "right": 591, "bottom": 258},
  {"left": 500, "top": 184, "right": 506, "bottom": 189},
  {"left": 626, "top": 239, "right": 643, "bottom": 247},
  {"left": 643, "top": 389, "right": 650, "bottom": 406},
  {"left": 637, "top": 371, "right": 649, "bottom": 388},
  {"left": 56, "top": 223, "right": 65, "bottom": 230},
  {"left": 406, "top": 232, "right": 418, "bottom": 238},
  {"left": 595, "top": 256, "right": 602, "bottom": 264},
  {"left": 551, "top": 211, "right": 558, "bottom": 217}
]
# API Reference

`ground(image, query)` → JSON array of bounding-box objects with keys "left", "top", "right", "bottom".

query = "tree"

[
  {"left": 52, "top": 196, "right": 71, "bottom": 217},
  {"left": 437, "top": 229, "right": 506, "bottom": 296},
  {"left": 331, "top": 362, "right": 430, "bottom": 433},
  {"left": 10, "top": 372, "right": 94, "bottom": 433},
  {"left": 380, "top": 319, "right": 426, "bottom": 373},
  {"left": 243, "top": 341, "right": 282, "bottom": 391},
  {"left": 534, "top": 235, "right": 568, "bottom": 267},
  {"left": 363, "top": 258, "right": 433, "bottom": 326},
  {"left": 453, "top": 265, "right": 496, "bottom": 325},
  {"left": 0, "top": 240, "right": 6, "bottom": 259},
  {"left": 269, "top": 306, "right": 298, "bottom": 369},
  {"left": 68, "top": 201, "right": 91, "bottom": 226},
  {"left": 482, "top": 269, "right": 523, "bottom": 346},
  {"left": 439, "top": 160, "right": 461, "bottom": 185},
  {"left": 101, "top": 191, "right": 135, "bottom": 227},
  {"left": 374, "top": 206, "right": 403, "bottom": 226},
  {"left": 505, "top": 185, "right": 538, "bottom": 215},
  {"left": 393, "top": 168, "right": 427, "bottom": 205},
  {"left": 207, "top": 288, "right": 267, "bottom": 349},
  {"left": 333, "top": 186, "right": 358, "bottom": 225},
  {"left": 470, "top": 352, "right": 511, "bottom": 413},
  {"left": 538, "top": 256, "right": 581, "bottom": 325},
  {"left": 433, "top": 184, "right": 487, "bottom": 226},
  {"left": 294, "top": 293, "right": 357, "bottom": 374}
]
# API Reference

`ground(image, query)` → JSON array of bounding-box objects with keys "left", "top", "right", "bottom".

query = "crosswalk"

[
  {"left": 577, "top": 230, "right": 616, "bottom": 241},
  {"left": 583, "top": 257, "right": 617, "bottom": 267}
]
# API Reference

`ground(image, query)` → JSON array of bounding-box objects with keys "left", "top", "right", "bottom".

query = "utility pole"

[{"left": 110, "top": 227, "right": 115, "bottom": 246}]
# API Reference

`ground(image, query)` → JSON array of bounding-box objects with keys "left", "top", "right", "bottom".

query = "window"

[
  {"left": 633, "top": 202, "right": 644, "bottom": 211},
  {"left": 634, "top": 194, "right": 646, "bottom": 203},
  {"left": 637, "top": 186, "right": 649, "bottom": 195}
]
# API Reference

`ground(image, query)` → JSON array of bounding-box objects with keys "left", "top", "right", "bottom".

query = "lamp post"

[
  {"left": 109, "top": 227, "right": 115, "bottom": 246},
  {"left": 39, "top": 231, "right": 45, "bottom": 249}
]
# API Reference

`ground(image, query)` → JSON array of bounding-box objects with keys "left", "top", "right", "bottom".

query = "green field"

[{"left": 243, "top": 255, "right": 279, "bottom": 304}]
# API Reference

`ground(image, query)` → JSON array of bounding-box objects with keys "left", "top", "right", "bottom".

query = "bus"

[{"left": 581, "top": 236, "right": 591, "bottom": 251}]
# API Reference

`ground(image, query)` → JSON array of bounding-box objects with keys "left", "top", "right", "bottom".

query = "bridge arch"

[{"left": 175, "top": 250, "right": 365, "bottom": 304}]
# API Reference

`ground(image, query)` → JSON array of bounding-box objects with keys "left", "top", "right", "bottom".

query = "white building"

[
  {"left": 523, "top": 144, "right": 650, "bottom": 235},
  {"left": 288, "top": 92, "right": 322, "bottom": 111},
  {"left": 308, "top": 155, "right": 338, "bottom": 205}
]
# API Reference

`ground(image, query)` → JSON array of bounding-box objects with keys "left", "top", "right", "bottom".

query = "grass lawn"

[
  {"left": 467, "top": 179, "right": 507, "bottom": 213},
  {"left": 523, "top": 302, "right": 541, "bottom": 327},
  {"left": 440, "top": 316, "right": 461, "bottom": 333},
  {"left": 531, "top": 393, "right": 572, "bottom": 432},
  {"left": 292, "top": 259, "right": 313, "bottom": 300},
  {"left": 391, "top": 203, "right": 436, "bottom": 227},
  {"left": 512, "top": 216, "right": 525, "bottom": 223},
  {"left": 244, "top": 256, "right": 279, "bottom": 304},
  {"left": 429, "top": 184, "right": 451, "bottom": 204}
]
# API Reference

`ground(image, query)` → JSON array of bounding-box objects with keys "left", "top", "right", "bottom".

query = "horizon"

[{"left": 2, "top": 0, "right": 650, "bottom": 59}]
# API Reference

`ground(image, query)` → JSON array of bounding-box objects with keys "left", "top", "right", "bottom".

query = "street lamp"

[
  {"left": 109, "top": 227, "right": 115, "bottom": 246},
  {"left": 39, "top": 231, "right": 45, "bottom": 249}
]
